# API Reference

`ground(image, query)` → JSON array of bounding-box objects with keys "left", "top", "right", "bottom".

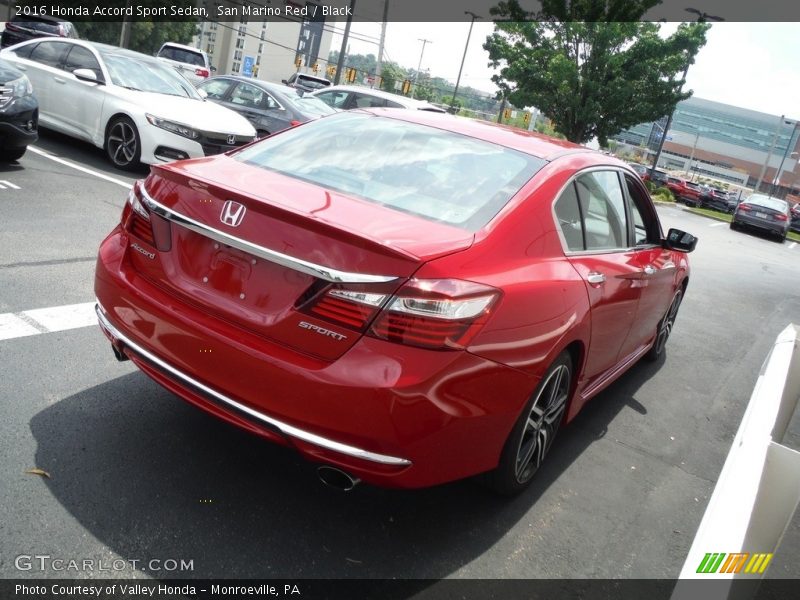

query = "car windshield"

[
  {"left": 297, "top": 76, "right": 330, "bottom": 90},
  {"left": 286, "top": 94, "right": 337, "bottom": 117},
  {"left": 746, "top": 195, "right": 788, "bottom": 212},
  {"left": 102, "top": 52, "right": 201, "bottom": 99},
  {"left": 159, "top": 46, "right": 204, "bottom": 66},
  {"left": 234, "top": 112, "right": 545, "bottom": 231}
]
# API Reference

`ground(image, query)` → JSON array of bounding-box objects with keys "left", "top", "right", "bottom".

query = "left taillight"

[
  {"left": 775, "top": 213, "right": 788, "bottom": 222},
  {"left": 122, "top": 181, "right": 155, "bottom": 246},
  {"left": 122, "top": 181, "right": 171, "bottom": 251},
  {"left": 195, "top": 68, "right": 210, "bottom": 78}
]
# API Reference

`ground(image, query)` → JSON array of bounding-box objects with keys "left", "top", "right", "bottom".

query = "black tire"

[
  {"left": 0, "top": 146, "right": 27, "bottom": 162},
  {"left": 105, "top": 116, "right": 141, "bottom": 170},
  {"left": 730, "top": 221, "right": 738, "bottom": 231},
  {"left": 644, "top": 288, "right": 683, "bottom": 362},
  {"left": 486, "top": 352, "right": 573, "bottom": 495}
]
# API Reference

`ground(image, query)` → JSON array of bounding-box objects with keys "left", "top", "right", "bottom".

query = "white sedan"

[{"left": 0, "top": 38, "right": 256, "bottom": 169}]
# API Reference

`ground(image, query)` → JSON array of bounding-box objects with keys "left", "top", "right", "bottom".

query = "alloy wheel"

[
  {"left": 653, "top": 290, "right": 682, "bottom": 356},
  {"left": 107, "top": 121, "right": 138, "bottom": 167},
  {"left": 514, "top": 363, "right": 570, "bottom": 483}
]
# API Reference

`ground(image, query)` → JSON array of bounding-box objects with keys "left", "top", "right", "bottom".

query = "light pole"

[
  {"left": 770, "top": 120, "right": 799, "bottom": 198},
  {"left": 649, "top": 8, "right": 723, "bottom": 179},
  {"left": 450, "top": 11, "right": 482, "bottom": 113},
  {"left": 411, "top": 38, "right": 432, "bottom": 99}
]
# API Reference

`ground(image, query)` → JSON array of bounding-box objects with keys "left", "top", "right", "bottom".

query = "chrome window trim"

[
  {"left": 96, "top": 303, "right": 412, "bottom": 467},
  {"left": 139, "top": 186, "right": 398, "bottom": 284}
]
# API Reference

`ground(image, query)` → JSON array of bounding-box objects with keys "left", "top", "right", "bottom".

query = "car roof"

[
  {"left": 360, "top": 108, "right": 590, "bottom": 161},
  {"left": 314, "top": 84, "right": 446, "bottom": 111},
  {"left": 159, "top": 41, "right": 206, "bottom": 55}
]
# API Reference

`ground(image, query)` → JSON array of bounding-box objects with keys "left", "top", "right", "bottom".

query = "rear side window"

[
  {"left": 235, "top": 112, "right": 545, "bottom": 231},
  {"left": 29, "top": 41, "right": 69, "bottom": 68},
  {"left": 556, "top": 170, "right": 650, "bottom": 252}
]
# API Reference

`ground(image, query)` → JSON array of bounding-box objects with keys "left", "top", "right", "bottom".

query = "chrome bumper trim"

[
  {"left": 139, "top": 186, "right": 398, "bottom": 284},
  {"left": 95, "top": 303, "right": 412, "bottom": 467}
]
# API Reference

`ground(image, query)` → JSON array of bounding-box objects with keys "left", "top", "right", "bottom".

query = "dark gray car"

[
  {"left": 730, "top": 194, "right": 791, "bottom": 242},
  {"left": 197, "top": 76, "right": 336, "bottom": 138}
]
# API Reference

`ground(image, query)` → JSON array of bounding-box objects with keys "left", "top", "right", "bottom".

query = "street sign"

[{"left": 242, "top": 56, "right": 255, "bottom": 77}]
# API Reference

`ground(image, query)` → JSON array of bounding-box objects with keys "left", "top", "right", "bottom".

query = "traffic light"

[
  {"left": 503, "top": 108, "right": 512, "bottom": 120},
  {"left": 312, "top": 62, "right": 319, "bottom": 74},
  {"left": 346, "top": 68, "right": 356, "bottom": 83},
  {"left": 326, "top": 65, "right": 336, "bottom": 79},
  {"left": 294, "top": 56, "right": 302, "bottom": 68},
  {"left": 402, "top": 79, "right": 411, "bottom": 95},
  {"left": 523, "top": 111, "right": 531, "bottom": 125},
  {"left": 252, "top": 65, "right": 259, "bottom": 78}
]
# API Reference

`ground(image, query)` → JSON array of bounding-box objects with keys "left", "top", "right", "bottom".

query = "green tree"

[
  {"left": 483, "top": 0, "right": 710, "bottom": 145},
  {"left": 78, "top": 21, "right": 199, "bottom": 56}
]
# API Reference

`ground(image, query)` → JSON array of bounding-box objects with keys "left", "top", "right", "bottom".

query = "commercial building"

[
  {"left": 194, "top": 1, "right": 336, "bottom": 86},
  {"left": 614, "top": 97, "right": 800, "bottom": 197}
]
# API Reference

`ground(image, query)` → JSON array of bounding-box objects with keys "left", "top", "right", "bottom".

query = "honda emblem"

[
  {"left": 220, "top": 200, "right": 246, "bottom": 227},
  {"left": 227, "top": 134, "right": 236, "bottom": 145}
]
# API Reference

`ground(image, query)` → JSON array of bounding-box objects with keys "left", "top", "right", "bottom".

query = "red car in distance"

[
  {"left": 665, "top": 176, "right": 702, "bottom": 206},
  {"left": 95, "top": 110, "right": 697, "bottom": 493}
]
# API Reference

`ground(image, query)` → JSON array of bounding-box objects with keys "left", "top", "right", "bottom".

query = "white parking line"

[
  {"left": 0, "top": 302, "right": 97, "bottom": 342},
  {"left": 0, "top": 180, "right": 21, "bottom": 190},
  {"left": 709, "top": 222, "right": 727, "bottom": 227},
  {"left": 789, "top": 242, "right": 797, "bottom": 250},
  {"left": 28, "top": 146, "right": 133, "bottom": 190}
]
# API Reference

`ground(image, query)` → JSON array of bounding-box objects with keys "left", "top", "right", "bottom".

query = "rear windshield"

[
  {"left": 746, "top": 195, "right": 788, "bottom": 212},
  {"left": 234, "top": 112, "right": 545, "bottom": 231},
  {"left": 296, "top": 75, "right": 330, "bottom": 90},
  {"left": 158, "top": 46, "right": 205, "bottom": 67},
  {"left": 11, "top": 19, "right": 62, "bottom": 34}
]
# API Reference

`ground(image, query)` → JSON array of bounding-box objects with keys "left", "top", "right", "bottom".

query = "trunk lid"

[{"left": 126, "top": 155, "right": 475, "bottom": 360}]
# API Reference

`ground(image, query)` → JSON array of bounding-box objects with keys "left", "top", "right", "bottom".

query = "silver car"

[{"left": 730, "top": 194, "right": 791, "bottom": 242}]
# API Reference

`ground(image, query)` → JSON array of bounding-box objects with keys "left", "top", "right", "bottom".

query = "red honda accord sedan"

[{"left": 94, "top": 109, "right": 696, "bottom": 493}]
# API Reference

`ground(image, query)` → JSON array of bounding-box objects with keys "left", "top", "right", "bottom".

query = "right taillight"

[
  {"left": 122, "top": 181, "right": 171, "bottom": 251},
  {"left": 369, "top": 278, "right": 500, "bottom": 350}
]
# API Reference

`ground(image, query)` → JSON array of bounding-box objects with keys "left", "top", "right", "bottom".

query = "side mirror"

[
  {"left": 211, "top": 65, "right": 217, "bottom": 72},
  {"left": 663, "top": 228, "right": 698, "bottom": 253},
  {"left": 73, "top": 68, "right": 101, "bottom": 84},
  {"left": 281, "top": 79, "right": 288, "bottom": 84}
]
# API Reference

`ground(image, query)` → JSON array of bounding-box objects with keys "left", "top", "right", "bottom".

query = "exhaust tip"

[
  {"left": 112, "top": 344, "right": 129, "bottom": 362},
  {"left": 317, "top": 466, "right": 360, "bottom": 491}
]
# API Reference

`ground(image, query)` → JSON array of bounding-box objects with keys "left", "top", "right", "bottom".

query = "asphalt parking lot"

[{"left": 1, "top": 129, "right": 799, "bottom": 582}]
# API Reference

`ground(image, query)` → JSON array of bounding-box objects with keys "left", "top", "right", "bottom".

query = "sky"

[{"left": 331, "top": 21, "right": 800, "bottom": 120}]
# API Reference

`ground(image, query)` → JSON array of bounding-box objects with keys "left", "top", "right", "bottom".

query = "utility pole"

[
  {"left": 334, "top": 0, "right": 356, "bottom": 85},
  {"left": 649, "top": 8, "right": 723, "bottom": 179},
  {"left": 450, "top": 11, "right": 481, "bottom": 113},
  {"left": 496, "top": 94, "right": 507, "bottom": 124},
  {"left": 375, "top": 0, "right": 389, "bottom": 87},
  {"left": 769, "top": 120, "right": 799, "bottom": 199},
  {"left": 685, "top": 130, "right": 701, "bottom": 177},
  {"left": 119, "top": 0, "right": 133, "bottom": 48},
  {"left": 756, "top": 115, "right": 784, "bottom": 193},
  {"left": 411, "top": 38, "right": 431, "bottom": 99}
]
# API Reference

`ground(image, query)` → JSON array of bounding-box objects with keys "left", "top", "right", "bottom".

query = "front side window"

[
  {"left": 63, "top": 45, "right": 102, "bottom": 81},
  {"left": 197, "top": 78, "right": 234, "bottom": 100},
  {"left": 230, "top": 82, "right": 264, "bottom": 109},
  {"left": 624, "top": 175, "right": 659, "bottom": 246},
  {"left": 235, "top": 112, "right": 545, "bottom": 231}
]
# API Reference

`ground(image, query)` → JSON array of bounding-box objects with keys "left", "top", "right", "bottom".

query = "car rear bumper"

[
  {"left": 733, "top": 213, "right": 788, "bottom": 236},
  {"left": 94, "top": 228, "right": 537, "bottom": 488}
]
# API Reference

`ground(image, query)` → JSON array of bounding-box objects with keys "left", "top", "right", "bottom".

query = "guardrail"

[{"left": 673, "top": 324, "right": 800, "bottom": 599}]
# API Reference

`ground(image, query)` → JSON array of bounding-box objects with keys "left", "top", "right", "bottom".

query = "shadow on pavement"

[{"left": 29, "top": 357, "right": 662, "bottom": 579}]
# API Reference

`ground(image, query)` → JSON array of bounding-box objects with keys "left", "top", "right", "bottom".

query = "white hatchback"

[{"left": 0, "top": 38, "right": 255, "bottom": 169}]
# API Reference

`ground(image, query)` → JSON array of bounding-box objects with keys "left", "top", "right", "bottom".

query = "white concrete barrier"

[{"left": 673, "top": 324, "right": 800, "bottom": 599}]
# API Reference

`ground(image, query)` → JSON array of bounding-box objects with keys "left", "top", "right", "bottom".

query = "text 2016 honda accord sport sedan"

[{"left": 94, "top": 110, "right": 696, "bottom": 493}]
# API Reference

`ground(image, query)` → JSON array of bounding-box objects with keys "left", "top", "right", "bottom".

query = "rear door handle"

[
  {"left": 54, "top": 76, "right": 66, "bottom": 84},
  {"left": 586, "top": 272, "right": 606, "bottom": 285}
]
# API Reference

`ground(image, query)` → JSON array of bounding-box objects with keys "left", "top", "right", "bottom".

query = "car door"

[
  {"left": 16, "top": 40, "right": 70, "bottom": 128},
  {"left": 56, "top": 44, "right": 106, "bottom": 142},
  {"left": 227, "top": 82, "right": 289, "bottom": 135},
  {"left": 617, "top": 173, "right": 677, "bottom": 360},
  {"left": 553, "top": 169, "right": 645, "bottom": 385}
]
